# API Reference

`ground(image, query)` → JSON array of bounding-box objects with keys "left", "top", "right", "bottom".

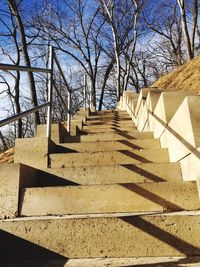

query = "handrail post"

[
  {"left": 89, "top": 81, "right": 92, "bottom": 110},
  {"left": 67, "top": 90, "right": 72, "bottom": 133},
  {"left": 84, "top": 75, "right": 87, "bottom": 110},
  {"left": 46, "top": 46, "right": 54, "bottom": 138}
]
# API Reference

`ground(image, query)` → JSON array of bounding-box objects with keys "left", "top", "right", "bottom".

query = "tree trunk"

[
  {"left": 90, "top": 78, "right": 96, "bottom": 110},
  {"left": 177, "top": 0, "right": 194, "bottom": 60},
  {"left": 115, "top": 52, "right": 121, "bottom": 101},
  {"left": 98, "top": 60, "right": 114, "bottom": 111},
  {"left": 123, "top": 0, "right": 138, "bottom": 91},
  {"left": 8, "top": 0, "right": 40, "bottom": 126},
  {"left": 14, "top": 71, "right": 22, "bottom": 138},
  {"left": 191, "top": 0, "right": 198, "bottom": 54},
  {"left": 0, "top": 131, "right": 8, "bottom": 151}
]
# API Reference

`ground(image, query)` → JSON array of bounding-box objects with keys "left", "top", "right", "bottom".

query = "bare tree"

[
  {"left": 177, "top": 0, "right": 198, "bottom": 60},
  {"left": 144, "top": 1, "right": 185, "bottom": 67},
  {"left": 99, "top": 0, "right": 146, "bottom": 98},
  {"left": 7, "top": 0, "right": 40, "bottom": 125},
  {"left": 35, "top": 0, "right": 106, "bottom": 110},
  {"left": 122, "top": 0, "right": 139, "bottom": 92},
  {"left": 0, "top": 4, "right": 23, "bottom": 138},
  {"left": 99, "top": 0, "right": 125, "bottom": 100}
]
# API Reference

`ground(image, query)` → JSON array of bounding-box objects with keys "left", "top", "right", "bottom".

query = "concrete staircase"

[{"left": 1, "top": 109, "right": 200, "bottom": 266}]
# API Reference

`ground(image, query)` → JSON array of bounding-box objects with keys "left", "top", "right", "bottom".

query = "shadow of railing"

[
  {"left": 119, "top": 150, "right": 153, "bottom": 163},
  {"left": 121, "top": 183, "right": 183, "bottom": 212},
  {"left": 121, "top": 216, "right": 200, "bottom": 265},
  {"left": 121, "top": 164, "right": 166, "bottom": 182},
  {"left": 118, "top": 140, "right": 143, "bottom": 150},
  {"left": 115, "top": 132, "right": 137, "bottom": 140}
]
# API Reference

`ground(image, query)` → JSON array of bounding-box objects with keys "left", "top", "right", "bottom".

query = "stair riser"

[
  {"left": 80, "top": 127, "right": 136, "bottom": 134},
  {"left": 87, "top": 115, "right": 131, "bottom": 120},
  {"left": 58, "top": 139, "right": 161, "bottom": 153},
  {"left": 3, "top": 257, "right": 200, "bottom": 267},
  {"left": 90, "top": 110, "right": 128, "bottom": 116},
  {"left": 1, "top": 215, "right": 200, "bottom": 258},
  {"left": 38, "top": 163, "right": 182, "bottom": 186},
  {"left": 64, "top": 132, "right": 154, "bottom": 143},
  {"left": 50, "top": 149, "right": 169, "bottom": 168},
  {"left": 83, "top": 123, "right": 135, "bottom": 129},
  {"left": 20, "top": 182, "right": 199, "bottom": 216},
  {"left": 85, "top": 121, "right": 134, "bottom": 126}
]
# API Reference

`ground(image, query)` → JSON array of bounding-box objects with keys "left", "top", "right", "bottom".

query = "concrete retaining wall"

[{"left": 119, "top": 89, "right": 200, "bottom": 186}]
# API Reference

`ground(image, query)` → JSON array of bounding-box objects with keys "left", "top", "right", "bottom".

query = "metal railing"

[{"left": 0, "top": 46, "right": 72, "bottom": 138}]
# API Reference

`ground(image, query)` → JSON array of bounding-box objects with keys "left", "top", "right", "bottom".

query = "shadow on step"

[
  {"left": 20, "top": 164, "right": 79, "bottom": 187},
  {"left": 35, "top": 170, "right": 79, "bottom": 187},
  {"left": 122, "top": 217, "right": 200, "bottom": 266},
  {"left": 0, "top": 229, "right": 68, "bottom": 266},
  {"left": 119, "top": 150, "right": 153, "bottom": 163},
  {"left": 121, "top": 183, "right": 183, "bottom": 211},
  {"left": 80, "top": 129, "right": 131, "bottom": 135},
  {"left": 118, "top": 140, "right": 143, "bottom": 150},
  {"left": 110, "top": 127, "right": 127, "bottom": 132},
  {"left": 85, "top": 122, "right": 122, "bottom": 126},
  {"left": 54, "top": 140, "right": 143, "bottom": 154},
  {"left": 121, "top": 164, "right": 166, "bottom": 182},
  {"left": 86, "top": 117, "right": 131, "bottom": 122},
  {"left": 62, "top": 136, "right": 81, "bottom": 143},
  {"left": 113, "top": 118, "right": 132, "bottom": 122},
  {"left": 55, "top": 145, "right": 78, "bottom": 153},
  {"left": 116, "top": 132, "right": 136, "bottom": 140}
]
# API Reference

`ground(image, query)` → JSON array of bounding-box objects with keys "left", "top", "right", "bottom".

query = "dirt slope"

[
  {"left": 0, "top": 147, "right": 15, "bottom": 164},
  {"left": 152, "top": 56, "right": 200, "bottom": 94}
]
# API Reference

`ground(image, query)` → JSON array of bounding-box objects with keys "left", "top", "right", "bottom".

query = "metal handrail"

[
  {"left": 0, "top": 63, "right": 51, "bottom": 73},
  {"left": 53, "top": 53, "right": 72, "bottom": 94},
  {"left": 0, "top": 45, "right": 72, "bottom": 138},
  {"left": 53, "top": 80, "right": 70, "bottom": 113},
  {"left": 52, "top": 48, "right": 72, "bottom": 133},
  {"left": 0, "top": 103, "right": 49, "bottom": 128}
]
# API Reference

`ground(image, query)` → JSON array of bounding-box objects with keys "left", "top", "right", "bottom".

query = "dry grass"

[
  {"left": 0, "top": 147, "right": 15, "bottom": 164},
  {"left": 152, "top": 56, "right": 200, "bottom": 94}
]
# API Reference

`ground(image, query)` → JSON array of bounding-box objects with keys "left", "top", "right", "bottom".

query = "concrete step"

[
  {"left": 86, "top": 117, "right": 132, "bottom": 123},
  {"left": 3, "top": 257, "right": 200, "bottom": 266},
  {"left": 85, "top": 120, "right": 134, "bottom": 126},
  {"left": 56, "top": 139, "right": 161, "bottom": 153},
  {"left": 80, "top": 126, "right": 136, "bottom": 134},
  {"left": 91, "top": 110, "right": 127, "bottom": 116},
  {"left": 37, "top": 163, "right": 182, "bottom": 186},
  {"left": 50, "top": 148, "right": 169, "bottom": 168},
  {"left": 1, "top": 213, "right": 200, "bottom": 258},
  {"left": 64, "top": 132, "right": 154, "bottom": 143},
  {"left": 20, "top": 182, "right": 199, "bottom": 216},
  {"left": 83, "top": 121, "right": 136, "bottom": 129}
]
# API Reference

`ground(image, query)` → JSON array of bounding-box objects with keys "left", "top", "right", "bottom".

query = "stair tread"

[
  {"left": 64, "top": 133, "right": 156, "bottom": 143},
  {"left": 2, "top": 214, "right": 200, "bottom": 258},
  {"left": 79, "top": 127, "right": 137, "bottom": 135},
  {"left": 50, "top": 148, "right": 170, "bottom": 168},
  {"left": 56, "top": 139, "right": 161, "bottom": 152},
  {"left": 6, "top": 210, "right": 200, "bottom": 221}
]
